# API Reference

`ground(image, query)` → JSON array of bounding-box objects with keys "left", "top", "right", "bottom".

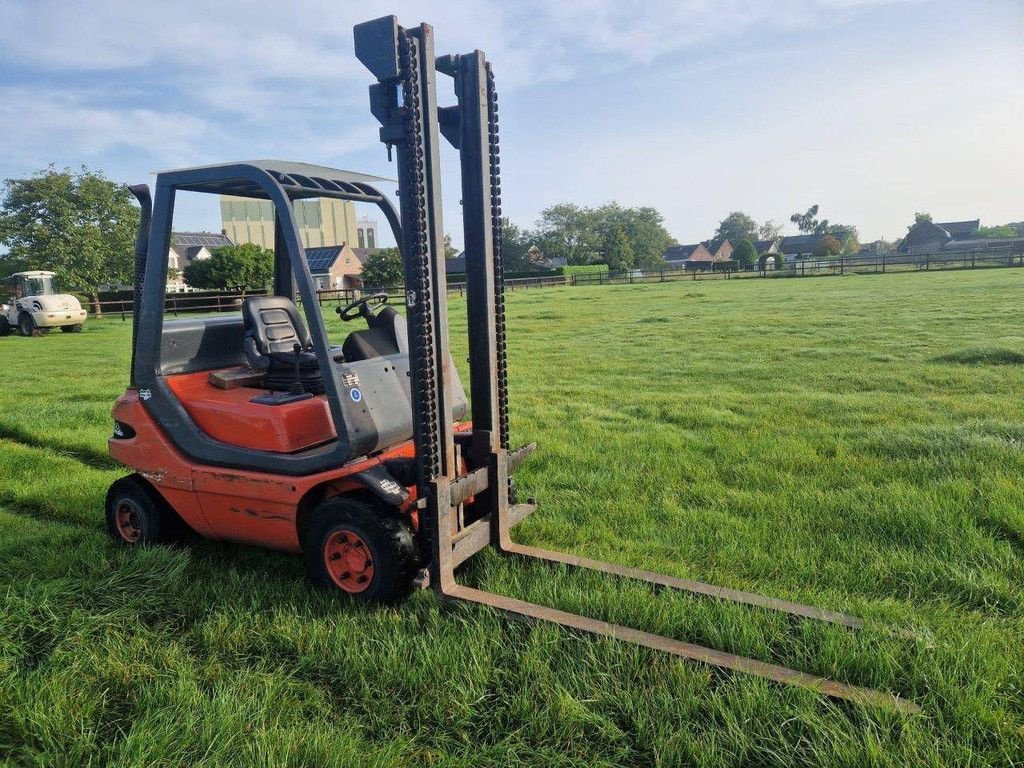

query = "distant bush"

[
  {"left": 813, "top": 235, "right": 842, "bottom": 259},
  {"left": 733, "top": 239, "right": 757, "bottom": 269},
  {"left": 555, "top": 264, "right": 609, "bottom": 277}
]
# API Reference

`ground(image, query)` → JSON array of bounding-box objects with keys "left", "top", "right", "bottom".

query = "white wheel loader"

[{"left": 0, "top": 271, "right": 87, "bottom": 337}]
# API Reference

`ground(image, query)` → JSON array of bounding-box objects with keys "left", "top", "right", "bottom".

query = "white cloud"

[
  {"left": 2, "top": 0, "right": 1019, "bottom": 241},
  {"left": 0, "top": 87, "right": 210, "bottom": 170}
]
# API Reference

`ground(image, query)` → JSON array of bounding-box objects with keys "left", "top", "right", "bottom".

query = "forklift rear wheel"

[
  {"left": 0, "top": 317, "right": 10, "bottom": 336},
  {"left": 304, "top": 498, "right": 418, "bottom": 603},
  {"left": 60, "top": 324, "right": 83, "bottom": 333},
  {"left": 105, "top": 475, "right": 175, "bottom": 545}
]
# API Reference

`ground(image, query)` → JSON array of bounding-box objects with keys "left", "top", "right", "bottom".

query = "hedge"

[{"left": 553, "top": 264, "right": 609, "bottom": 277}]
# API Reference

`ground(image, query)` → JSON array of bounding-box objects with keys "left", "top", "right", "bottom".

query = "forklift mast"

[
  {"left": 353, "top": 16, "right": 918, "bottom": 713},
  {"left": 355, "top": 17, "right": 513, "bottom": 590}
]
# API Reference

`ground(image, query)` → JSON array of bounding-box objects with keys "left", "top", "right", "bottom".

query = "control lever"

[{"left": 289, "top": 342, "right": 306, "bottom": 395}]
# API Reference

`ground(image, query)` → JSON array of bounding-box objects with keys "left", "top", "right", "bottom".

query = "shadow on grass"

[
  {"left": 0, "top": 422, "right": 119, "bottom": 470},
  {"left": 933, "top": 348, "right": 1024, "bottom": 366}
]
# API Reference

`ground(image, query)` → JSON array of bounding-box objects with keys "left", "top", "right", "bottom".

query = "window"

[
  {"left": 357, "top": 228, "right": 365, "bottom": 248},
  {"left": 367, "top": 228, "right": 375, "bottom": 249}
]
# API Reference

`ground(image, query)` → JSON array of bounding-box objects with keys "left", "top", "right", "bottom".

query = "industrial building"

[{"left": 220, "top": 195, "right": 359, "bottom": 250}]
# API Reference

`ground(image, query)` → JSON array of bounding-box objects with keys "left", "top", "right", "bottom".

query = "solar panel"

[
  {"left": 305, "top": 246, "right": 341, "bottom": 273},
  {"left": 171, "top": 232, "right": 233, "bottom": 248}
]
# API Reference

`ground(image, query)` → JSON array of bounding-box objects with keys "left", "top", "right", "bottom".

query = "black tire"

[
  {"left": 105, "top": 474, "right": 179, "bottom": 545},
  {"left": 17, "top": 313, "right": 47, "bottom": 337},
  {"left": 0, "top": 316, "right": 10, "bottom": 336},
  {"left": 60, "top": 324, "right": 83, "bottom": 333},
  {"left": 303, "top": 497, "right": 418, "bottom": 604}
]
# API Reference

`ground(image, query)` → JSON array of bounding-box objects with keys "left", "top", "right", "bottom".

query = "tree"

[
  {"left": 594, "top": 203, "right": 672, "bottom": 270},
  {"left": 534, "top": 203, "right": 601, "bottom": 265},
  {"left": 182, "top": 243, "right": 273, "bottom": 290},
  {"left": 499, "top": 221, "right": 537, "bottom": 273},
  {"left": 813, "top": 234, "right": 842, "bottom": 258},
  {"left": 360, "top": 247, "right": 404, "bottom": 288},
  {"left": 914, "top": 212, "right": 932, "bottom": 224},
  {"left": 791, "top": 204, "right": 827, "bottom": 234},
  {"left": 443, "top": 233, "right": 459, "bottom": 260},
  {"left": 758, "top": 219, "right": 783, "bottom": 241},
  {"left": 732, "top": 238, "right": 757, "bottom": 269},
  {"left": 714, "top": 211, "right": 758, "bottom": 245},
  {"left": 976, "top": 224, "right": 1016, "bottom": 238},
  {"left": 601, "top": 227, "right": 636, "bottom": 272},
  {"left": 0, "top": 166, "right": 138, "bottom": 315}
]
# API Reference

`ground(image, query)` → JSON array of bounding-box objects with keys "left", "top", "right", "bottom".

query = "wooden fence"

[{"left": 88, "top": 245, "right": 1024, "bottom": 319}]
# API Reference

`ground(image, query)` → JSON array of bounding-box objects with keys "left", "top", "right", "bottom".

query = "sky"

[{"left": 0, "top": 0, "right": 1021, "bottom": 248}]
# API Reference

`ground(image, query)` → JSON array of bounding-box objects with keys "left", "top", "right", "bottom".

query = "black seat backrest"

[
  {"left": 342, "top": 307, "right": 407, "bottom": 362},
  {"left": 242, "top": 296, "right": 312, "bottom": 355}
]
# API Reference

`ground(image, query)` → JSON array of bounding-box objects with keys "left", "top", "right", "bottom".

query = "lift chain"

[
  {"left": 486, "top": 64, "right": 511, "bottom": 451},
  {"left": 399, "top": 31, "right": 442, "bottom": 484}
]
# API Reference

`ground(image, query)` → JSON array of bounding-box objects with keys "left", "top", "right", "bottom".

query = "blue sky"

[{"left": 1, "top": 0, "right": 1021, "bottom": 247}]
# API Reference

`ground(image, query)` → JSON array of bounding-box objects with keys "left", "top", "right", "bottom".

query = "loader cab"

[
  {"left": 6, "top": 271, "right": 60, "bottom": 300},
  {"left": 131, "top": 160, "right": 466, "bottom": 476}
]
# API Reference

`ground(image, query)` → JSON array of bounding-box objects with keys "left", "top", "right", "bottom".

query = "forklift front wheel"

[
  {"left": 304, "top": 498, "right": 418, "bottom": 604},
  {"left": 105, "top": 475, "right": 173, "bottom": 545}
]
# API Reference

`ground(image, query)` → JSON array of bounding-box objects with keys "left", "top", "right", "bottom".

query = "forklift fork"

[{"left": 354, "top": 16, "right": 919, "bottom": 714}]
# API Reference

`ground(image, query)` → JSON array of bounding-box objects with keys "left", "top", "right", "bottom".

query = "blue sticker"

[{"left": 350, "top": 387, "right": 363, "bottom": 403}]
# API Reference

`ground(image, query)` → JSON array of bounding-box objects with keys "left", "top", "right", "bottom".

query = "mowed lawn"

[{"left": 1, "top": 268, "right": 1023, "bottom": 767}]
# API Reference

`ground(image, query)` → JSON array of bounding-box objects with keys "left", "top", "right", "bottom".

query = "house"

[
  {"left": 779, "top": 234, "right": 822, "bottom": 260},
  {"left": 898, "top": 218, "right": 981, "bottom": 254},
  {"left": 305, "top": 244, "right": 367, "bottom": 290},
  {"left": 663, "top": 243, "right": 706, "bottom": 265},
  {"left": 168, "top": 231, "right": 233, "bottom": 291},
  {"left": 663, "top": 241, "right": 735, "bottom": 271},
  {"left": 705, "top": 239, "right": 734, "bottom": 261}
]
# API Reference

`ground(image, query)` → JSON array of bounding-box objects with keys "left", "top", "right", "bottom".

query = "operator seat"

[
  {"left": 242, "top": 297, "right": 327, "bottom": 394},
  {"left": 342, "top": 305, "right": 407, "bottom": 361}
]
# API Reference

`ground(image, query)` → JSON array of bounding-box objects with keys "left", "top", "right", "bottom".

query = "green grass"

[{"left": 1, "top": 269, "right": 1023, "bottom": 766}]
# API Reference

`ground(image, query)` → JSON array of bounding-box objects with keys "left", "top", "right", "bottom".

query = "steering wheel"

[{"left": 337, "top": 292, "right": 389, "bottom": 322}]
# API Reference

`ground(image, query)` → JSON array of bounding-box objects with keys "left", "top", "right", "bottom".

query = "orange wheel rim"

[
  {"left": 324, "top": 528, "right": 375, "bottom": 593},
  {"left": 115, "top": 500, "right": 143, "bottom": 543}
]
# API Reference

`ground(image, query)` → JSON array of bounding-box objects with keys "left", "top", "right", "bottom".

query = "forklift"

[{"left": 106, "top": 15, "right": 917, "bottom": 713}]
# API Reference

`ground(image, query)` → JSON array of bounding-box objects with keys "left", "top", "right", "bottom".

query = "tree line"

[
  {"left": 4, "top": 166, "right": 1021, "bottom": 299},
  {"left": 360, "top": 203, "right": 676, "bottom": 286}
]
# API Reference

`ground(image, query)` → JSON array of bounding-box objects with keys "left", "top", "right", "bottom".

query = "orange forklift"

[{"left": 106, "top": 15, "right": 916, "bottom": 712}]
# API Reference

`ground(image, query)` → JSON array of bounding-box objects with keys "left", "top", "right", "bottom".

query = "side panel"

[
  {"left": 191, "top": 471, "right": 301, "bottom": 551},
  {"left": 109, "top": 392, "right": 217, "bottom": 539}
]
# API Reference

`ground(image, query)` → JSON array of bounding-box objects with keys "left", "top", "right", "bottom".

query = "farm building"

[
  {"left": 305, "top": 244, "right": 370, "bottom": 290},
  {"left": 898, "top": 219, "right": 980, "bottom": 254}
]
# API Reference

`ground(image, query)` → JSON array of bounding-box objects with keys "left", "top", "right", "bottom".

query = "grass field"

[{"left": 1, "top": 268, "right": 1022, "bottom": 766}]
